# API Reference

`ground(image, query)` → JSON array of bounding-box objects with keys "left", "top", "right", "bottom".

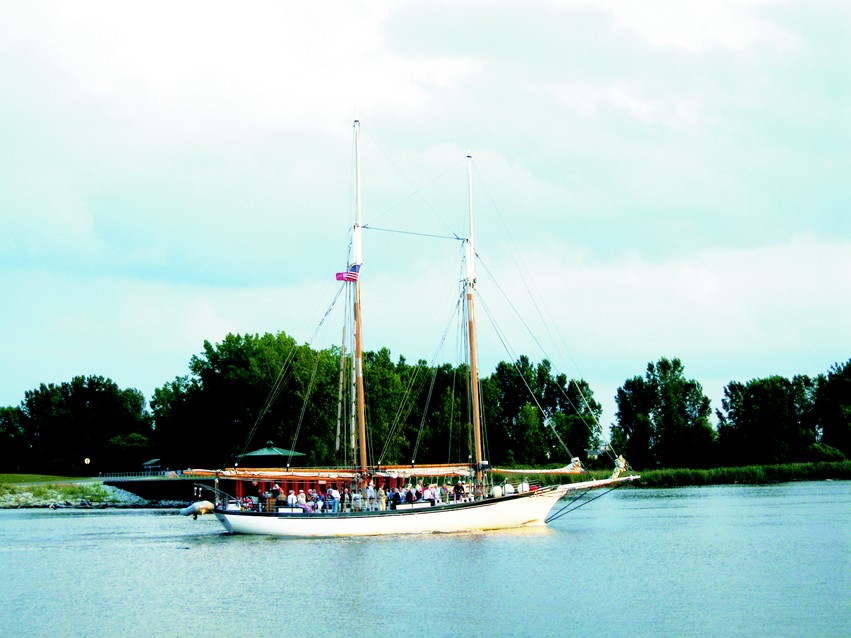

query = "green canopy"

[{"left": 237, "top": 441, "right": 305, "bottom": 467}]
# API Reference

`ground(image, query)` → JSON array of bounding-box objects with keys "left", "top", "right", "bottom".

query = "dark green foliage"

[
  {"left": 145, "top": 335, "right": 604, "bottom": 471},
  {"left": 5, "top": 329, "right": 848, "bottom": 476},
  {"left": 611, "top": 358, "right": 716, "bottom": 470},
  {"left": 151, "top": 331, "right": 308, "bottom": 468},
  {"left": 3, "top": 376, "right": 153, "bottom": 474},
  {"left": 806, "top": 442, "right": 846, "bottom": 462},
  {"left": 0, "top": 407, "right": 27, "bottom": 472},
  {"left": 483, "top": 357, "right": 601, "bottom": 466},
  {"left": 717, "top": 375, "right": 818, "bottom": 466},
  {"left": 611, "top": 376, "right": 655, "bottom": 469},
  {"left": 815, "top": 359, "right": 851, "bottom": 456}
]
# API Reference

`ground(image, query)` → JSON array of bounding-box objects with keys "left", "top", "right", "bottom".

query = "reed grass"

[
  {"left": 491, "top": 461, "right": 851, "bottom": 488},
  {"left": 628, "top": 461, "right": 851, "bottom": 487}
]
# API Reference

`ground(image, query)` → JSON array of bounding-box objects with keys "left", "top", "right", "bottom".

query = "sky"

[{"left": 1, "top": 1, "right": 849, "bottom": 434}]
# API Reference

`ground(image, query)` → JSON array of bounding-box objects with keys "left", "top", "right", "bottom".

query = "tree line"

[
  {"left": 1, "top": 330, "right": 848, "bottom": 475},
  {"left": 612, "top": 357, "right": 850, "bottom": 468}
]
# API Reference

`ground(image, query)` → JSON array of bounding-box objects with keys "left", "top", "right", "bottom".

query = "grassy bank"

[
  {"left": 0, "top": 473, "right": 93, "bottom": 485},
  {"left": 0, "top": 474, "right": 143, "bottom": 508}
]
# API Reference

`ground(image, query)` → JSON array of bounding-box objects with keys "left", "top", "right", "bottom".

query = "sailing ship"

[{"left": 185, "top": 120, "right": 639, "bottom": 537}]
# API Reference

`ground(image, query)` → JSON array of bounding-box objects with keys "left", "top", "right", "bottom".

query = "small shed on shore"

[{"left": 142, "top": 458, "right": 162, "bottom": 475}]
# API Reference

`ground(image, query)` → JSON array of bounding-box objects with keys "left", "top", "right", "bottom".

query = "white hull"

[{"left": 212, "top": 476, "right": 638, "bottom": 537}]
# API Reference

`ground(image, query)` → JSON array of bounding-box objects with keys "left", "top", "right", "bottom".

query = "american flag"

[{"left": 335, "top": 264, "right": 361, "bottom": 282}]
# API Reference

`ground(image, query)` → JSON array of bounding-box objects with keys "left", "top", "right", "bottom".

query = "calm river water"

[{"left": 0, "top": 481, "right": 848, "bottom": 638}]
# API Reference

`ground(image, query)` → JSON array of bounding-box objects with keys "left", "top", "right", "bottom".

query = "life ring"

[{"left": 241, "top": 497, "right": 253, "bottom": 510}]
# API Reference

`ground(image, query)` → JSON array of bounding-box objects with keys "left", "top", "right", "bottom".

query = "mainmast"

[
  {"left": 465, "top": 154, "right": 485, "bottom": 489},
  {"left": 352, "top": 120, "right": 369, "bottom": 484}
]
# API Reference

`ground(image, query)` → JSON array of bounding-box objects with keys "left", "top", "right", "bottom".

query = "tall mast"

[
  {"left": 352, "top": 120, "right": 369, "bottom": 484},
  {"left": 465, "top": 154, "right": 484, "bottom": 489}
]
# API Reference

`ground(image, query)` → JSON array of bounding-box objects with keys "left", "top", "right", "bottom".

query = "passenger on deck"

[
  {"left": 366, "top": 482, "right": 376, "bottom": 511},
  {"left": 389, "top": 487, "right": 402, "bottom": 510},
  {"left": 286, "top": 490, "right": 297, "bottom": 507},
  {"left": 328, "top": 486, "right": 340, "bottom": 513},
  {"left": 454, "top": 481, "right": 465, "bottom": 503},
  {"left": 423, "top": 484, "right": 434, "bottom": 506},
  {"left": 378, "top": 484, "right": 387, "bottom": 511},
  {"left": 296, "top": 489, "right": 313, "bottom": 512},
  {"left": 310, "top": 489, "right": 325, "bottom": 512}
]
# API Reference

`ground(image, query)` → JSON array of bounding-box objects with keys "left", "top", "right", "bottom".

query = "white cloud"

[
  {"left": 549, "top": 81, "right": 705, "bottom": 130},
  {"left": 2, "top": 2, "right": 480, "bottom": 136},
  {"left": 582, "top": 0, "right": 796, "bottom": 50},
  {"left": 0, "top": 0, "right": 847, "bottom": 439}
]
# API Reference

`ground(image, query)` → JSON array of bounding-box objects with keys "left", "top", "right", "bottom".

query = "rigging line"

[
  {"left": 473, "top": 170, "right": 615, "bottom": 457},
  {"left": 375, "top": 251, "right": 467, "bottom": 465},
  {"left": 480, "top": 387, "right": 490, "bottom": 475},
  {"left": 360, "top": 128, "right": 464, "bottom": 235},
  {"left": 231, "top": 283, "right": 347, "bottom": 466},
  {"left": 545, "top": 486, "right": 619, "bottom": 524},
  {"left": 474, "top": 167, "right": 574, "bottom": 372},
  {"left": 475, "top": 255, "right": 610, "bottom": 456},
  {"left": 337, "top": 284, "right": 354, "bottom": 458},
  {"left": 411, "top": 364, "right": 438, "bottom": 463},
  {"left": 461, "top": 283, "right": 475, "bottom": 467},
  {"left": 379, "top": 361, "right": 436, "bottom": 464},
  {"left": 380, "top": 364, "right": 424, "bottom": 465},
  {"left": 335, "top": 325, "right": 346, "bottom": 453},
  {"left": 288, "top": 346, "right": 325, "bottom": 466},
  {"left": 362, "top": 225, "right": 463, "bottom": 242},
  {"left": 365, "top": 380, "right": 375, "bottom": 474},
  {"left": 373, "top": 353, "right": 423, "bottom": 465},
  {"left": 411, "top": 293, "right": 464, "bottom": 464},
  {"left": 475, "top": 290, "right": 575, "bottom": 460},
  {"left": 446, "top": 367, "right": 457, "bottom": 464},
  {"left": 229, "top": 341, "right": 301, "bottom": 465}
]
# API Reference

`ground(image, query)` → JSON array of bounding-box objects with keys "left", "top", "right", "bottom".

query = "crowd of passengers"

[{"left": 245, "top": 480, "right": 472, "bottom": 513}]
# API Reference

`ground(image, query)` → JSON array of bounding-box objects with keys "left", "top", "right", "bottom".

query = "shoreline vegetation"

[
  {"left": 520, "top": 460, "right": 851, "bottom": 488},
  {"left": 2, "top": 461, "right": 849, "bottom": 509},
  {"left": 0, "top": 475, "right": 177, "bottom": 509}
]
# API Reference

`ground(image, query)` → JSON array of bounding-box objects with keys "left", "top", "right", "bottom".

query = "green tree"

[
  {"left": 481, "top": 357, "right": 601, "bottom": 466},
  {"left": 0, "top": 406, "right": 27, "bottom": 472},
  {"left": 612, "top": 358, "right": 715, "bottom": 469},
  {"left": 150, "top": 375, "right": 200, "bottom": 469},
  {"left": 18, "top": 375, "right": 152, "bottom": 474},
  {"left": 151, "top": 331, "right": 328, "bottom": 468},
  {"left": 363, "top": 348, "right": 414, "bottom": 466},
  {"left": 717, "top": 375, "right": 818, "bottom": 465},
  {"left": 650, "top": 358, "right": 716, "bottom": 468},
  {"left": 489, "top": 357, "right": 535, "bottom": 464},
  {"left": 815, "top": 359, "right": 851, "bottom": 457},
  {"left": 555, "top": 377, "right": 603, "bottom": 462},
  {"left": 611, "top": 376, "right": 655, "bottom": 469}
]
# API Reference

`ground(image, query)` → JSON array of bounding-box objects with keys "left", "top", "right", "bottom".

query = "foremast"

[
  {"left": 465, "top": 154, "right": 485, "bottom": 491},
  {"left": 352, "top": 120, "right": 369, "bottom": 485}
]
